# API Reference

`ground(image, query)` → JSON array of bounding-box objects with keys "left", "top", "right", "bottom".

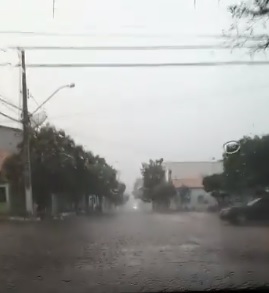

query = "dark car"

[{"left": 219, "top": 197, "right": 269, "bottom": 225}]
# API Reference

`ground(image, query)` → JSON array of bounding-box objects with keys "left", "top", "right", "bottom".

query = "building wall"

[
  {"left": 188, "top": 188, "right": 217, "bottom": 210},
  {"left": 0, "top": 126, "right": 22, "bottom": 213},
  {"left": 171, "top": 188, "right": 217, "bottom": 211},
  {"left": 0, "top": 126, "right": 22, "bottom": 153},
  {"left": 164, "top": 161, "right": 223, "bottom": 179}
]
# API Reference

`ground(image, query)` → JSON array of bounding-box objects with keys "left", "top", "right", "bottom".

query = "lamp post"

[
  {"left": 25, "top": 82, "right": 75, "bottom": 215},
  {"left": 31, "top": 83, "right": 75, "bottom": 116},
  {"left": 0, "top": 50, "right": 75, "bottom": 216},
  {"left": 0, "top": 84, "right": 75, "bottom": 123}
]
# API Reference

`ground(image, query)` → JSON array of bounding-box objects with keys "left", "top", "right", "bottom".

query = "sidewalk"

[
  {"left": 0, "top": 215, "right": 41, "bottom": 222},
  {"left": 0, "top": 212, "right": 77, "bottom": 222}
]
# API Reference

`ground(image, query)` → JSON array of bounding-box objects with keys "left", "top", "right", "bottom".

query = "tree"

[
  {"left": 3, "top": 124, "right": 124, "bottom": 215},
  {"left": 132, "top": 178, "right": 143, "bottom": 200},
  {"left": 151, "top": 182, "right": 176, "bottom": 211},
  {"left": 110, "top": 182, "right": 128, "bottom": 206},
  {"left": 140, "top": 158, "right": 176, "bottom": 210},
  {"left": 2, "top": 153, "right": 25, "bottom": 215},
  {"left": 203, "top": 134, "right": 269, "bottom": 206},
  {"left": 223, "top": 135, "right": 269, "bottom": 192},
  {"left": 203, "top": 174, "right": 224, "bottom": 193},
  {"left": 202, "top": 174, "right": 228, "bottom": 208},
  {"left": 229, "top": 0, "right": 269, "bottom": 50},
  {"left": 140, "top": 158, "right": 165, "bottom": 203}
]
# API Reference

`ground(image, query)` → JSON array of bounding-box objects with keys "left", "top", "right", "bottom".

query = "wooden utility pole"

[{"left": 21, "top": 50, "right": 34, "bottom": 215}]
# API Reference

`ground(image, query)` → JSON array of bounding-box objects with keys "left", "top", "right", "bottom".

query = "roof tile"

[{"left": 172, "top": 177, "right": 203, "bottom": 189}]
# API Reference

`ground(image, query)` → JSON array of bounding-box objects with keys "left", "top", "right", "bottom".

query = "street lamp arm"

[
  {"left": 0, "top": 111, "right": 20, "bottom": 123},
  {"left": 31, "top": 83, "right": 75, "bottom": 116}
]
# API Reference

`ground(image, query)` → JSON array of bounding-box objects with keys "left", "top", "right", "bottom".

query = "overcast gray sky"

[{"left": 0, "top": 0, "right": 269, "bottom": 191}]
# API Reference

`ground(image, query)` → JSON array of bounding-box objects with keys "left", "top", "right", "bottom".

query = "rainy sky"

[{"left": 0, "top": 0, "right": 269, "bottom": 191}]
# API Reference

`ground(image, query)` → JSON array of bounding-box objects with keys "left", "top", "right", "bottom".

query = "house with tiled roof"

[
  {"left": 0, "top": 125, "right": 23, "bottom": 213},
  {"left": 165, "top": 161, "right": 221, "bottom": 211},
  {"left": 0, "top": 125, "right": 22, "bottom": 176},
  {"left": 0, "top": 150, "right": 11, "bottom": 174}
]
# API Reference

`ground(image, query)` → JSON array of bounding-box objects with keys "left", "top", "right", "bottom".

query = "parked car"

[{"left": 219, "top": 197, "right": 269, "bottom": 225}]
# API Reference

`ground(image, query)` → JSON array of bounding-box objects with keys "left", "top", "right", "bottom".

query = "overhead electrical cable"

[
  {"left": 14, "top": 61, "right": 269, "bottom": 68},
  {"left": 7, "top": 44, "right": 255, "bottom": 51},
  {"left": 0, "top": 30, "right": 267, "bottom": 41}
]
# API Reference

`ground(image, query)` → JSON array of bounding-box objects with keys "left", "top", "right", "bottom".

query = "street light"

[
  {"left": 31, "top": 83, "right": 75, "bottom": 116},
  {"left": 0, "top": 83, "right": 75, "bottom": 126}
]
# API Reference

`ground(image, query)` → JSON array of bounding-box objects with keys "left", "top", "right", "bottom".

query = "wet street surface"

[{"left": 0, "top": 211, "right": 269, "bottom": 292}]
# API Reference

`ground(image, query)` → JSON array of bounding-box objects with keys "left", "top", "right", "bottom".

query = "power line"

[
  {"left": 0, "top": 101, "right": 19, "bottom": 115},
  {"left": 0, "top": 63, "right": 12, "bottom": 67},
  {"left": 0, "top": 94, "right": 21, "bottom": 118},
  {"left": 8, "top": 44, "right": 254, "bottom": 51},
  {"left": 0, "top": 119, "right": 16, "bottom": 124},
  {"left": 0, "top": 30, "right": 232, "bottom": 38},
  {"left": 0, "top": 94, "right": 21, "bottom": 110},
  {"left": 0, "top": 30, "right": 268, "bottom": 40},
  {"left": 0, "top": 111, "right": 20, "bottom": 123},
  {"left": 0, "top": 102, "right": 18, "bottom": 115},
  {"left": 16, "top": 61, "right": 269, "bottom": 68}
]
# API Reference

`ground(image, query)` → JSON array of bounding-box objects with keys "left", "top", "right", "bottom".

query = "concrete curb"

[
  {"left": 0, "top": 216, "right": 41, "bottom": 222},
  {"left": 0, "top": 212, "right": 77, "bottom": 222}
]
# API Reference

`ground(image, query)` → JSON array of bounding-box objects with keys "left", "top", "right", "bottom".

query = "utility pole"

[{"left": 21, "top": 50, "right": 34, "bottom": 215}]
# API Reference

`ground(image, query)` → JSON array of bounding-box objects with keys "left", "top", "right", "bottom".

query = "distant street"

[{"left": 0, "top": 211, "right": 269, "bottom": 292}]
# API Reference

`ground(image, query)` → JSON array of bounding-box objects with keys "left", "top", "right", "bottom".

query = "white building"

[
  {"left": 164, "top": 161, "right": 223, "bottom": 211},
  {"left": 164, "top": 161, "right": 223, "bottom": 181}
]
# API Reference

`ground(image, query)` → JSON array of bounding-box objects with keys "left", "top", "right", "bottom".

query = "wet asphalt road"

[{"left": 0, "top": 211, "right": 269, "bottom": 292}]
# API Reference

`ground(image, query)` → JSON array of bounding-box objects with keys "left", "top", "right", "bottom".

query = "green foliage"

[
  {"left": 3, "top": 124, "right": 124, "bottom": 210},
  {"left": 229, "top": 0, "right": 269, "bottom": 50},
  {"left": 132, "top": 178, "right": 143, "bottom": 199},
  {"left": 230, "top": 0, "right": 269, "bottom": 17},
  {"left": 140, "top": 158, "right": 177, "bottom": 206},
  {"left": 140, "top": 158, "right": 165, "bottom": 202},
  {"left": 152, "top": 182, "right": 176, "bottom": 201},
  {"left": 150, "top": 182, "right": 176, "bottom": 211},
  {"left": 223, "top": 135, "right": 269, "bottom": 191},
  {"left": 202, "top": 174, "right": 224, "bottom": 193},
  {"left": 110, "top": 182, "right": 128, "bottom": 206},
  {"left": 203, "top": 135, "right": 269, "bottom": 204}
]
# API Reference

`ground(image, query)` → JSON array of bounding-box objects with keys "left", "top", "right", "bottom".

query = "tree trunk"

[
  {"left": 51, "top": 193, "right": 58, "bottom": 217},
  {"left": 85, "top": 194, "right": 89, "bottom": 214},
  {"left": 97, "top": 195, "right": 103, "bottom": 213},
  {"left": 152, "top": 201, "right": 157, "bottom": 212}
]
